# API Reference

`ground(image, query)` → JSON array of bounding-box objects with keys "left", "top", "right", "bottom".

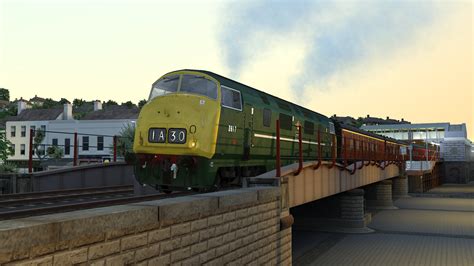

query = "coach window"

[
  {"left": 221, "top": 86, "right": 242, "bottom": 111},
  {"left": 304, "top": 121, "right": 314, "bottom": 135},
  {"left": 263, "top": 108, "right": 271, "bottom": 127}
]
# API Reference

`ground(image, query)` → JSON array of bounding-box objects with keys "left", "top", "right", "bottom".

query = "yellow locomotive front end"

[{"left": 132, "top": 70, "right": 221, "bottom": 191}]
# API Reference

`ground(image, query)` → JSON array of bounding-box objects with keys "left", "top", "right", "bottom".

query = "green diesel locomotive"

[{"left": 133, "top": 69, "right": 334, "bottom": 192}]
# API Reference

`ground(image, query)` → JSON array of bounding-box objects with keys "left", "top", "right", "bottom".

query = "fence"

[{"left": 26, "top": 129, "right": 133, "bottom": 173}]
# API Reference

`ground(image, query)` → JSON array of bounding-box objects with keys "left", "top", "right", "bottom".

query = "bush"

[{"left": 0, "top": 162, "right": 17, "bottom": 173}]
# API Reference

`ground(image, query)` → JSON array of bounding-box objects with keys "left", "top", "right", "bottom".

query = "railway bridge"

[{"left": 0, "top": 155, "right": 441, "bottom": 265}]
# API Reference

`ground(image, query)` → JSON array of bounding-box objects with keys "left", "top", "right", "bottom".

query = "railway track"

[{"left": 0, "top": 186, "right": 193, "bottom": 220}]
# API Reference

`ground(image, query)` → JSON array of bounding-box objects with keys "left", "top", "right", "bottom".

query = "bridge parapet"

[
  {"left": 0, "top": 187, "right": 292, "bottom": 265},
  {"left": 0, "top": 162, "right": 134, "bottom": 194},
  {"left": 250, "top": 161, "right": 400, "bottom": 208}
]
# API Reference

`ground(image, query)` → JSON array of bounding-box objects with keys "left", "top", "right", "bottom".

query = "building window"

[
  {"left": 10, "top": 126, "right": 16, "bottom": 137},
  {"left": 97, "top": 136, "right": 104, "bottom": 151},
  {"left": 30, "top": 125, "right": 36, "bottom": 134},
  {"left": 21, "top": 126, "right": 26, "bottom": 137},
  {"left": 40, "top": 125, "right": 46, "bottom": 132},
  {"left": 20, "top": 144, "right": 25, "bottom": 155},
  {"left": 64, "top": 138, "right": 70, "bottom": 155},
  {"left": 82, "top": 136, "right": 89, "bottom": 151},
  {"left": 263, "top": 108, "right": 271, "bottom": 127},
  {"left": 52, "top": 138, "right": 58, "bottom": 147},
  {"left": 11, "top": 144, "right": 15, "bottom": 156}
]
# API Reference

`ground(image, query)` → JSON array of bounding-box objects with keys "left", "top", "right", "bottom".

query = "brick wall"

[{"left": 0, "top": 187, "right": 292, "bottom": 265}]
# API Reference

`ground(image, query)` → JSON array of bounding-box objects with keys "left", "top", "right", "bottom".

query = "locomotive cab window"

[
  {"left": 149, "top": 74, "right": 180, "bottom": 100},
  {"left": 221, "top": 86, "right": 242, "bottom": 111},
  {"left": 180, "top": 74, "right": 218, "bottom": 100},
  {"left": 263, "top": 108, "right": 271, "bottom": 127}
]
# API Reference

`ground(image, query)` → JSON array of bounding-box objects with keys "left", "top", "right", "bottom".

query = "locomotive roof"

[{"left": 175, "top": 69, "right": 331, "bottom": 122}]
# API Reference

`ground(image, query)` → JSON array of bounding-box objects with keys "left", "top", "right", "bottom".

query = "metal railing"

[{"left": 274, "top": 119, "right": 439, "bottom": 177}]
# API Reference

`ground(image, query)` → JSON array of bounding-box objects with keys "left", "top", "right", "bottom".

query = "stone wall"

[{"left": 0, "top": 187, "right": 292, "bottom": 265}]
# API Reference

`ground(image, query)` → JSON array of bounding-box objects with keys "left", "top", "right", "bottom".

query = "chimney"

[
  {"left": 93, "top": 101, "right": 102, "bottom": 111},
  {"left": 367, "top": 114, "right": 370, "bottom": 118},
  {"left": 401, "top": 118, "right": 405, "bottom": 122},
  {"left": 63, "top": 103, "right": 73, "bottom": 120},
  {"left": 386, "top": 116, "right": 390, "bottom": 120},
  {"left": 17, "top": 100, "right": 27, "bottom": 115}
]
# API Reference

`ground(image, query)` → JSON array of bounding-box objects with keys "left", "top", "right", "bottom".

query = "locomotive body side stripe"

[{"left": 254, "top": 133, "right": 328, "bottom": 146}]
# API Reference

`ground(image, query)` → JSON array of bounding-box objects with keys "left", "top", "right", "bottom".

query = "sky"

[{"left": 0, "top": 0, "right": 472, "bottom": 139}]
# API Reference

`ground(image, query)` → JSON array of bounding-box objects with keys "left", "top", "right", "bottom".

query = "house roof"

[
  {"left": 7, "top": 108, "right": 63, "bottom": 121},
  {"left": 81, "top": 105, "right": 139, "bottom": 120}
]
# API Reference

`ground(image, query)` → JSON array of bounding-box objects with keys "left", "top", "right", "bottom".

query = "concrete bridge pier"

[
  {"left": 365, "top": 180, "right": 397, "bottom": 210},
  {"left": 392, "top": 175, "right": 409, "bottom": 199},
  {"left": 338, "top": 189, "right": 369, "bottom": 229}
]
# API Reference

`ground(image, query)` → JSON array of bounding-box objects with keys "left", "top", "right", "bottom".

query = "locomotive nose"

[{"left": 133, "top": 93, "right": 220, "bottom": 159}]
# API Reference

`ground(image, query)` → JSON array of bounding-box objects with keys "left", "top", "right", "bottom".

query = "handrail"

[
  {"left": 328, "top": 134, "right": 336, "bottom": 169},
  {"left": 312, "top": 127, "right": 322, "bottom": 170},
  {"left": 293, "top": 124, "right": 303, "bottom": 176},
  {"left": 276, "top": 120, "right": 281, "bottom": 177}
]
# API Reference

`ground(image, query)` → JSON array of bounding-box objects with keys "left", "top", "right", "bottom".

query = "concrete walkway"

[{"left": 294, "top": 184, "right": 474, "bottom": 265}]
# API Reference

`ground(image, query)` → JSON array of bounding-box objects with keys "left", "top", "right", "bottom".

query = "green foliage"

[
  {"left": 0, "top": 162, "right": 17, "bottom": 173},
  {"left": 138, "top": 99, "right": 147, "bottom": 109},
  {"left": 122, "top": 101, "right": 135, "bottom": 108},
  {"left": 115, "top": 123, "right": 135, "bottom": 157},
  {"left": 33, "top": 129, "right": 47, "bottom": 160},
  {"left": 0, "top": 88, "right": 9, "bottom": 101},
  {"left": 59, "top": 98, "right": 70, "bottom": 104},
  {"left": 40, "top": 98, "right": 60, "bottom": 109},
  {"left": 0, "top": 131, "right": 13, "bottom": 163},
  {"left": 73, "top": 98, "right": 86, "bottom": 107},
  {"left": 105, "top": 100, "right": 118, "bottom": 106},
  {"left": 47, "top": 146, "right": 64, "bottom": 160}
]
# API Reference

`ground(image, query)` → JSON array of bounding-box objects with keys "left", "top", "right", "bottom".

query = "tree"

[
  {"left": 33, "top": 130, "right": 47, "bottom": 161},
  {"left": 0, "top": 88, "right": 9, "bottom": 101},
  {"left": 122, "top": 101, "right": 135, "bottom": 108},
  {"left": 33, "top": 130, "right": 63, "bottom": 161},
  {"left": 105, "top": 100, "right": 118, "bottom": 106},
  {"left": 59, "top": 98, "right": 70, "bottom": 104},
  {"left": 73, "top": 98, "right": 85, "bottom": 107},
  {"left": 40, "top": 98, "right": 60, "bottom": 109},
  {"left": 138, "top": 99, "right": 147, "bottom": 109},
  {"left": 0, "top": 131, "right": 13, "bottom": 163},
  {"left": 114, "top": 123, "right": 135, "bottom": 161},
  {"left": 47, "top": 146, "right": 64, "bottom": 160}
]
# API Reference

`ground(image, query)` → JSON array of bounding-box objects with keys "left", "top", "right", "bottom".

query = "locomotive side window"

[
  {"left": 304, "top": 121, "right": 314, "bottom": 135},
  {"left": 279, "top": 113, "right": 292, "bottom": 130},
  {"left": 149, "top": 74, "right": 180, "bottom": 100},
  {"left": 181, "top": 74, "right": 218, "bottom": 99},
  {"left": 263, "top": 108, "right": 271, "bottom": 127},
  {"left": 221, "top": 86, "right": 242, "bottom": 111}
]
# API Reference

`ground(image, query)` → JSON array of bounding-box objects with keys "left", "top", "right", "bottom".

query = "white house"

[{"left": 6, "top": 100, "right": 138, "bottom": 171}]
